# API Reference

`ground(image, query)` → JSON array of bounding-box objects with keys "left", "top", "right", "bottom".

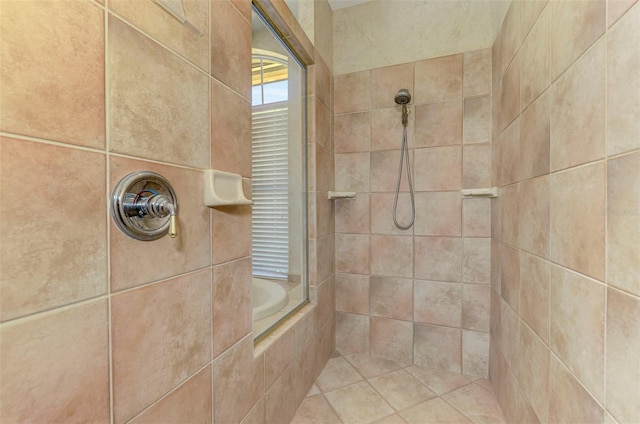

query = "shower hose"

[{"left": 393, "top": 108, "right": 416, "bottom": 229}]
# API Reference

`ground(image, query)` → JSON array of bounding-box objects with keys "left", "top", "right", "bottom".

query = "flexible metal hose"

[{"left": 393, "top": 104, "right": 415, "bottom": 229}]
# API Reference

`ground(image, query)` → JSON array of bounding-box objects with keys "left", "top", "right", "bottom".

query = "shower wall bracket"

[
  {"left": 461, "top": 187, "right": 499, "bottom": 198},
  {"left": 328, "top": 191, "right": 356, "bottom": 200}
]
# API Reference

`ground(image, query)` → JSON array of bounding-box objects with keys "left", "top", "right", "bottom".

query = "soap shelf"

[
  {"left": 328, "top": 191, "right": 356, "bottom": 200},
  {"left": 461, "top": 187, "right": 498, "bottom": 198},
  {"left": 204, "top": 169, "right": 252, "bottom": 207}
]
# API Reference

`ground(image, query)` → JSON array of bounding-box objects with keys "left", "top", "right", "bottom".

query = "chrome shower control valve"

[{"left": 111, "top": 171, "right": 179, "bottom": 241}]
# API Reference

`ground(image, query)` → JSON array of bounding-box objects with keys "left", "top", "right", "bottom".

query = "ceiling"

[{"left": 327, "top": 0, "right": 371, "bottom": 10}]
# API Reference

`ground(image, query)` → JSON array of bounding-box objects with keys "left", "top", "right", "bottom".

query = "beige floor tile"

[
  {"left": 291, "top": 395, "right": 342, "bottom": 424},
  {"left": 324, "top": 381, "right": 395, "bottom": 424},
  {"left": 368, "top": 369, "right": 436, "bottom": 410},
  {"left": 316, "top": 357, "right": 364, "bottom": 392},
  {"left": 405, "top": 366, "right": 472, "bottom": 395},
  {"left": 373, "top": 413, "right": 408, "bottom": 424},
  {"left": 400, "top": 398, "right": 473, "bottom": 424},
  {"left": 307, "top": 384, "right": 321, "bottom": 397},
  {"left": 442, "top": 384, "right": 506, "bottom": 424},
  {"left": 343, "top": 354, "right": 401, "bottom": 379}
]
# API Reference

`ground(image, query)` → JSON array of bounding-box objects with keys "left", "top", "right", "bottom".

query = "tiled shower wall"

[
  {"left": 0, "top": 1, "right": 334, "bottom": 423},
  {"left": 333, "top": 49, "right": 494, "bottom": 377},
  {"left": 489, "top": 0, "right": 639, "bottom": 423}
]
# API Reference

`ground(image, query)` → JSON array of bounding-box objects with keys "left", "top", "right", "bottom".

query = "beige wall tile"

[
  {"left": 0, "top": 138, "right": 107, "bottom": 321},
  {"left": 370, "top": 193, "right": 414, "bottom": 235},
  {"left": 607, "top": 152, "right": 640, "bottom": 295},
  {"left": 109, "top": 156, "right": 210, "bottom": 291},
  {"left": 519, "top": 252, "right": 550, "bottom": 344},
  {"left": 517, "top": 323, "right": 549, "bottom": 423},
  {"left": 463, "top": 198, "right": 491, "bottom": 238},
  {"left": 492, "top": 26, "right": 504, "bottom": 86},
  {"left": 213, "top": 336, "right": 265, "bottom": 424},
  {"left": 520, "top": 0, "right": 548, "bottom": 43},
  {"left": 242, "top": 399, "right": 265, "bottom": 424},
  {"left": 414, "top": 280, "right": 462, "bottom": 327},
  {"left": 211, "top": 0, "right": 251, "bottom": 98},
  {"left": 497, "top": 118, "right": 522, "bottom": 186},
  {"left": 371, "top": 63, "right": 414, "bottom": 109},
  {"left": 462, "top": 330, "right": 489, "bottom": 377},
  {"left": 414, "top": 324, "right": 462, "bottom": 372},
  {"left": 606, "top": 288, "right": 640, "bottom": 423},
  {"left": 415, "top": 101, "right": 463, "bottom": 147},
  {"left": 314, "top": 97, "right": 332, "bottom": 152},
  {"left": 462, "top": 284, "right": 490, "bottom": 332},
  {"left": 0, "top": 0, "right": 105, "bottom": 148},
  {"left": 371, "top": 235, "right": 413, "bottom": 278},
  {"left": 495, "top": 55, "right": 521, "bottom": 136},
  {"left": 550, "top": 0, "right": 606, "bottom": 80},
  {"left": 370, "top": 106, "right": 415, "bottom": 151},
  {"left": 462, "top": 238, "right": 491, "bottom": 284},
  {"left": 315, "top": 276, "right": 336, "bottom": 328},
  {"left": 414, "top": 192, "right": 462, "bottom": 236},
  {"left": 111, "top": 270, "right": 211, "bottom": 423},
  {"left": 335, "top": 312, "right": 370, "bottom": 355},
  {"left": 334, "top": 71, "right": 371, "bottom": 114},
  {"left": 463, "top": 49, "right": 491, "bottom": 98},
  {"left": 109, "top": 17, "right": 209, "bottom": 168},
  {"left": 335, "top": 193, "right": 370, "bottom": 234},
  {"left": 520, "top": 6, "right": 550, "bottom": 111},
  {"left": 335, "top": 152, "right": 370, "bottom": 192},
  {"left": 265, "top": 364, "right": 298, "bottom": 424},
  {"left": 371, "top": 317, "right": 414, "bottom": 366},
  {"left": 520, "top": 91, "right": 550, "bottom": 180},
  {"left": 312, "top": 236, "right": 336, "bottom": 286},
  {"left": 500, "top": 244, "right": 521, "bottom": 312},
  {"left": 371, "top": 149, "right": 413, "bottom": 192},
  {"left": 336, "top": 273, "right": 370, "bottom": 314},
  {"left": 500, "top": 299, "right": 520, "bottom": 370},
  {"left": 500, "top": 183, "right": 519, "bottom": 246},
  {"left": 334, "top": 112, "right": 370, "bottom": 153},
  {"left": 414, "top": 146, "right": 462, "bottom": 191},
  {"left": 212, "top": 79, "right": 251, "bottom": 176},
  {"left": 129, "top": 366, "right": 212, "bottom": 424},
  {"left": 463, "top": 143, "right": 491, "bottom": 189},
  {"left": 311, "top": 190, "right": 335, "bottom": 239},
  {"left": 550, "top": 40, "right": 606, "bottom": 172},
  {"left": 211, "top": 205, "right": 251, "bottom": 265},
  {"left": 548, "top": 356, "right": 604, "bottom": 423},
  {"left": 607, "top": 4, "right": 640, "bottom": 155},
  {"left": 414, "top": 54, "right": 462, "bottom": 104},
  {"left": 213, "top": 258, "right": 252, "bottom": 356},
  {"left": 518, "top": 175, "right": 550, "bottom": 258},
  {"left": 550, "top": 162, "right": 606, "bottom": 281},
  {"left": 550, "top": 265, "right": 605, "bottom": 401},
  {"left": 371, "top": 276, "right": 413, "bottom": 321},
  {"left": 414, "top": 236, "right": 462, "bottom": 282},
  {"left": 463, "top": 96, "right": 491, "bottom": 144},
  {"left": 264, "top": 326, "right": 295, "bottom": 389},
  {"left": 501, "top": 1, "right": 521, "bottom": 75},
  {"left": 0, "top": 301, "right": 109, "bottom": 423},
  {"left": 608, "top": 0, "right": 638, "bottom": 26},
  {"left": 335, "top": 234, "right": 370, "bottom": 274},
  {"left": 109, "top": 0, "right": 209, "bottom": 71}
]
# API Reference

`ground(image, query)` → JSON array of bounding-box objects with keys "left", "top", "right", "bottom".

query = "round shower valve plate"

[{"left": 110, "top": 171, "right": 179, "bottom": 241}]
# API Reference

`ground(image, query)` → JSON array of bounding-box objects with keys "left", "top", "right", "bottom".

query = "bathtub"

[{"left": 252, "top": 278, "right": 288, "bottom": 321}]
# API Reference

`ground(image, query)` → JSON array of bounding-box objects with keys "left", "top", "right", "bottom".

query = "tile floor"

[{"left": 291, "top": 354, "right": 506, "bottom": 424}]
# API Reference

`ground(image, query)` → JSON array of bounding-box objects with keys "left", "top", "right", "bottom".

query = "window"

[{"left": 251, "top": 53, "right": 290, "bottom": 279}]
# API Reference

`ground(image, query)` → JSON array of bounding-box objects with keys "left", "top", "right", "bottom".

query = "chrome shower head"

[{"left": 394, "top": 89, "right": 411, "bottom": 105}]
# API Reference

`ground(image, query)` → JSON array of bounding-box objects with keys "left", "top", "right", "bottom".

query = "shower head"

[{"left": 394, "top": 89, "right": 412, "bottom": 105}]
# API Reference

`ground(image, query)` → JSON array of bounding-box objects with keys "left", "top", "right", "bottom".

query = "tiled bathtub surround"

[
  {"left": 490, "top": 1, "right": 640, "bottom": 423},
  {"left": 0, "top": 0, "right": 335, "bottom": 423},
  {"left": 334, "top": 49, "right": 493, "bottom": 377}
]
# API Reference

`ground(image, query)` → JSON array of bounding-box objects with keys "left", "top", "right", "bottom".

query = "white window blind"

[{"left": 251, "top": 103, "right": 289, "bottom": 279}]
